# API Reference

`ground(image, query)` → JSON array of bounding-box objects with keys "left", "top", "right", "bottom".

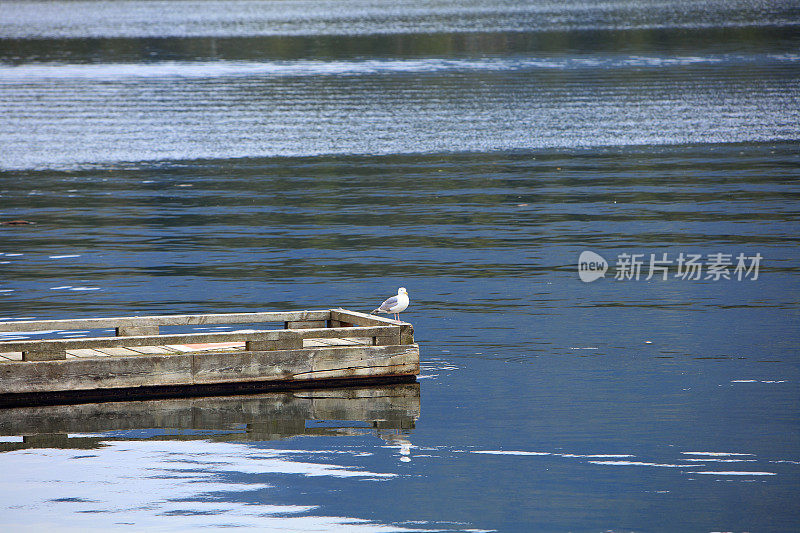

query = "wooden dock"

[{"left": 0, "top": 309, "right": 418, "bottom": 407}]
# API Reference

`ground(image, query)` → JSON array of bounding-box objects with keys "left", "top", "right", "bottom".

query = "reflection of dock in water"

[{"left": 0, "top": 383, "right": 420, "bottom": 452}]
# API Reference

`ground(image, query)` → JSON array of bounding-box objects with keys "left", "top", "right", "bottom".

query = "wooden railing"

[{"left": 0, "top": 309, "right": 414, "bottom": 361}]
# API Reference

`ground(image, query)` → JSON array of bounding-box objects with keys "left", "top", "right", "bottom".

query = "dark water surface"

[{"left": 1, "top": 1, "right": 799, "bottom": 532}]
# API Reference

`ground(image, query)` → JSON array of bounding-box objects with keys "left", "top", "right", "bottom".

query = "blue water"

[{"left": 1, "top": 1, "right": 799, "bottom": 531}]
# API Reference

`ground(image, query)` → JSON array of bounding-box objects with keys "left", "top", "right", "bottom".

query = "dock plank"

[
  {"left": 312, "top": 338, "right": 364, "bottom": 346},
  {"left": 340, "top": 337, "right": 373, "bottom": 345},
  {"left": 163, "top": 344, "right": 197, "bottom": 353},
  {"left": 331, "top": 309, "right": 414, "bottom": 344},
  {"left": 0, "top": 353, "right": 194, "bottom": 394},
  {"left": 177, "top": 342, "right": 245, "bottom": 351},
  {"left": 0, "top": 326, "right": 396, "bottom": 353},
  {"left": 0, "top": 310, "right": 331, "bottom": 333},
  {"left": 67, "top": 349, "right": 111, "bottom": 358},
  {"left": 192, "top": 344, "right": 419, "bottom": 386},
  {"left": 303, "top": 339, "right": 329, "bottom": 348},
  {"left": 95, "top": 347, "right": 141, "bottom": 357},
  {"left": 126, "top": 346, "right": 175, "bottom": 355}
]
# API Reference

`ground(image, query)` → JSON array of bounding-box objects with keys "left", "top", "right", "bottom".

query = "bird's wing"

[{"left": 378, "top": 295, "right": 399, "bottom": 311}]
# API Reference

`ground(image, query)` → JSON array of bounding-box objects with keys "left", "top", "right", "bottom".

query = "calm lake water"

[{"left": 1, "top": 1, "right": 799, "bottom": 531}]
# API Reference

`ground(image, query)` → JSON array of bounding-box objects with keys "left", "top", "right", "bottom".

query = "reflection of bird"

[{"left": 372, "top": 287, "right": 409, "bottom": 321}]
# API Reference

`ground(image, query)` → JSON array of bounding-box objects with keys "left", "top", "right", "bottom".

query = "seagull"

[{"left": 372, "top": 287, "right": 409, "bottom": 321}]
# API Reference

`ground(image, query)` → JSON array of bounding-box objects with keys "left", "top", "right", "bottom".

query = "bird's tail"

[{"left": 371, "top": 308, "right": 381, "bottom": 315}]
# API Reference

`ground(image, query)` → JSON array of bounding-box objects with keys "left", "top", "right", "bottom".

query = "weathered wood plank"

[
  {"left": 400, "top": 324, "right": 415, "bottom": 345},
  {"left": 372, "top": 334, "right": 401, "bottom": 346},
  {"left": 285, "top": 320, "right": 327, "bottom": 329},
  {"left": 330, "top": 309, "right": 414, "bottom": 344},
  {"left": 0, "top": 310, "right": 331, "bottom": 333},
  {"left": 192, "top": 344, "right": 419, "bottom": 385},
  {"left": 311, "top": 338, "right": 361, "bottom": 346},
  {"left": 127, "top": 346, "right": 176, "bottom": 355},
  {"left": 299, "top": 362, "right": 419, "bottom": 381},
  {"left": 0, "top": 354, "right": 193, "bottom": 394},
  {"left": 22, "top": 347, "right": 66, "bottom": 361},
  {"left": 192, "top": 348, "right": 315, "bottom": 384},
  {"left": 163, "top": 344, "right": 197, "bottom": 353},
  {"left": 67, "top": 348, "right": 111, "bottom": 358},
  {"left": 246, "top": 338, "right": 303, "bottom": 351},
  {"left": 312, "top": 346, "right": 418, "bottom": 373},
  {"left": 339, "top": 337, "right": 372, "bottom": 345},
  {"left": 0, "top": 326, "right": 396, "bottom": 353},
  {"left": 330, "top": 309, "right": 401, "bottom": 326},
  {"left": 303, "top": 339, "right": 329, "bottom": 348},
  {"left": 94, "top": 347, "right": 141, "bottom": 357},
  {"left": 177, "top": 342, "right": 245, "bottom": 352}
]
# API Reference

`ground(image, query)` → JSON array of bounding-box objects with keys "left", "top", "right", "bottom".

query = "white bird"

[{"left": 372, "top": 287, "right": 409, "bottom": 321}]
